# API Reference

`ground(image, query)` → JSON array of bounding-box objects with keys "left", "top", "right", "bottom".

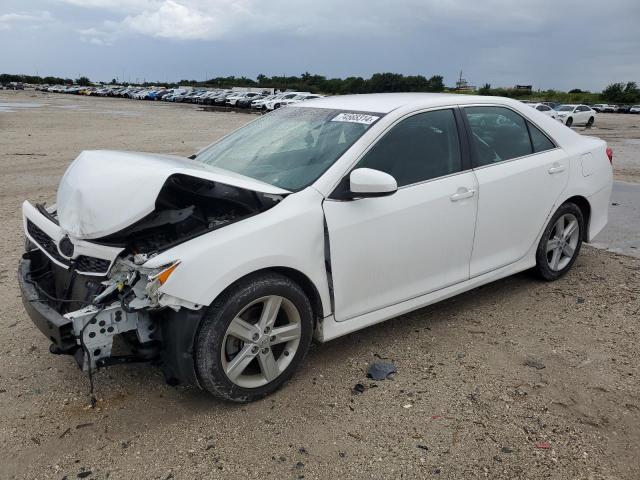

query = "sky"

[{"left": 1, "top": 0, "right": 639, "bottom": 91}]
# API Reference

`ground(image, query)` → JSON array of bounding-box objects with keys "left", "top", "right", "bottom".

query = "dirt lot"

[{"left": 0, "top": 90, "right": 639, "bottom": 480}]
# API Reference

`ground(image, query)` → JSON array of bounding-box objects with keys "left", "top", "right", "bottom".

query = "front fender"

[{"left": 146, "top": 187, "right": 331, "bottom": 315}]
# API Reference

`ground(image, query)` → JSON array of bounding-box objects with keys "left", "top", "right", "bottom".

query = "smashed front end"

[{"left": 18, "top": 152, "right": 286, "bottom": 387}]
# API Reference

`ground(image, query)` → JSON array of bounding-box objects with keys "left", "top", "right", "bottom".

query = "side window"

[
  {"left": 527, "top": 121, "right": 555, "bottom": 153},
  {"left": 464, "top": 106, "right": 533, "bottom": 166},
  {"left": 357, "top": 109, "right": 461, "bottom": 187}
]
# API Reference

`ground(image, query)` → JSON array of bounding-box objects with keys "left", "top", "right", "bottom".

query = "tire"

[
  {"left": 534, "top": 202, "right": 584, "bottom": 281},
  {"left": 194, "top": 272, "right": 314, "bottom": 402},
  {"left": 586, "top": 116, "right": 594, "bottom": 127},
  {"left": 565, "top": 117, "right": 573, "bottom": 127}
]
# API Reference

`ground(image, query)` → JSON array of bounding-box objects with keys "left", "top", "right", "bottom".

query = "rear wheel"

[
  {"left": 534, "top": 202, "right": 584, "bottom": 281},
  {"left": 194, "top": 272, "right": 313, "bottom": 402},
  {"left": 565, "top": 117, "right": 573, "bottom": 127}
]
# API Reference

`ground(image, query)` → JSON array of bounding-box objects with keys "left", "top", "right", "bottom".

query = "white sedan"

[
  {"left": 264, "top": 91, "right": 309, "bottom": 110},
  {"left": 528, "top": 102, "right": 558, "bottom": 119},
  {"left": 555, "top": 104, "right": 597, "bottom": 127},
  {"left": 278, "top": 93, "right": 324, "bottom": 107},
  {"left": 19, "top": 94, "right": 613, "bottom": 402}
]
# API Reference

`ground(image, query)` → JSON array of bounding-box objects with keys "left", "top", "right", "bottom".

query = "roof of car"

[{"left": 300, "top": 92, "right": 520, "bottom": 113}]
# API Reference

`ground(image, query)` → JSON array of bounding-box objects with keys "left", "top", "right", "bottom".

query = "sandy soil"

[{"left": 0, "top": 90, "right": 639, "bottom": 480}]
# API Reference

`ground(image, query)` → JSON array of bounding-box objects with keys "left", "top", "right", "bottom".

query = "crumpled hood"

[{"left": 57, "top": 150, "right": 290, "bottom": 240}]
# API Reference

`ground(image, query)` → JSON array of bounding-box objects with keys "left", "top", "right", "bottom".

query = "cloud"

[
  {"left": 3, "top": 0, "right": 639, "bottom": 90},
  {"left": 58, "top": 0, "right": 572, "bottom": 42},
  {"left": 121, "top": 0, "right": 242, "bottom": 40},
  {"left": 0, "top": 10, "right": 52, "bottom": 30}
]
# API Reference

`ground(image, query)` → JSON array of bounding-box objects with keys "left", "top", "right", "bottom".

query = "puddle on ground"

[
  {"left": 0, "top": 102, "right": 45, "bottom": 113},
  {"left": 95, "top": 110, "right": 141, "bottom": 117},
  {"left": 0, "top": 102, "right": 140, "bottom": 117},
  {"left": 53, "top": 104, "right": 87, "bottom": 110}
]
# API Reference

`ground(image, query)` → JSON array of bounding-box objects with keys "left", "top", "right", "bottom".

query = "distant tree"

[
  {"left": 76, "top": 76, "right": 91, "bottom": 86},
  {"left": 478, "top": 83, "right": 492, "bottom": 95},
  {"left": 568, "top": 88, "right": 583, "bottom": 94},
  {"left": 426, "top": 75, "right": 445, "bottom": 92},
  {"left": 110, "top": 78, "right": 117, "bottom": 84},
  {"left": 602, "top": 81, "right": 640, "bottom": 103}
]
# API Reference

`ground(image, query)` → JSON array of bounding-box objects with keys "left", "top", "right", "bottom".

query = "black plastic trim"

[{"left": 18, "top": 254, "right": 77, "bottom": 351}]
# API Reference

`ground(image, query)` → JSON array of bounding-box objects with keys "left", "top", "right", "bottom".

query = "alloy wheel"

[
  {"left": 546, "top": 213, "right": 580, "bottom": 271},
  {"left": 221, "top": 295, "right": 302, "bottom": 388}
]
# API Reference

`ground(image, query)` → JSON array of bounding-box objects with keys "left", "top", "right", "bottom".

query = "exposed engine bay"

[{"left": 95, "top": 173, "right": 283, "bottom": 255}]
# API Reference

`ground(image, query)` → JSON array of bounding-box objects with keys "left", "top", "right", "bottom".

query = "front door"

[{"left": 323, "top": 108, "right": 478, "bottom": 321}]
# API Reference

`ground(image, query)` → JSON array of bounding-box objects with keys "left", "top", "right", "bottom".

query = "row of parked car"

[
  {"left": 523, "top": 101, "right": 640, "bottom": 127},
  {"left": 591, "top": 103, "right": 640, "bottom": 113},
  {"left": 35, "top": 84, "right": 324, "bottom": 111},
  {"left": 0, "top": 82, "right": 25, "bottom": 90},
  {"left": 30, "top": 84, "right": 640, "bottom": 118}
]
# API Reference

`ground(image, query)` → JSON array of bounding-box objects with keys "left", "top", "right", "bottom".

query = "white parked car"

[
  {"left": 226, "top": 92, "right": 260, "bottom": 106},
  {"left": 251, "top": 94, "right": 279, "bottom": 110},
  {"left": 264, "top": 92, "right": 310, "bottom": 110},
  {"left": 554, "top": 104, "right": 597, "bottom": 127},
  {"left": 279, "top": 93, "right": 324, "bottom": 107},
  {"left": 528, "top": 103, "right": 559, "bottom": 119},
  {"left": 19, "top": 94, "right": 612, "bottom": 402},
  {"left": 629, "top": 105, "right": 640, "bottom": 114}
]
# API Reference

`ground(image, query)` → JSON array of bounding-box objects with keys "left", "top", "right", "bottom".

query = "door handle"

[
  {"left": 450, "top": 187, "right": 475, "bottom": 202},
  {"left": 548, "top": 163, "right": 566, "bottom": 174}
]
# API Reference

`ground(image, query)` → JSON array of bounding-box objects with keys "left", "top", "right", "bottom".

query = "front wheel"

[
  {"left": 534, "top": 203, "right": 584, "bottom": 281},
  {"left": 565, "top": 117, "right": 573, "bottom": 127},
  {"left": 586, "top": 116, "right": 594, "bottom": 127},
  {"left": 194, "top": 272, "right": 313, "bottom": 402}
]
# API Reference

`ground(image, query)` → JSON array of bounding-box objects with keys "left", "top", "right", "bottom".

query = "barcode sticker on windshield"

[{"left": 331, "top": 113, "right": 380, "bottom": 125}]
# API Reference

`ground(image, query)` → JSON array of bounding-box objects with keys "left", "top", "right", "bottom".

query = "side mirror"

[{"left": 349, "top": 168, "right": 398, "bottom": 197}]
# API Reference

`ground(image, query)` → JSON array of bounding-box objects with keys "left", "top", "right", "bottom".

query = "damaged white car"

[{"left": 19, "top": 93, "right": 612, "bottom": 402}]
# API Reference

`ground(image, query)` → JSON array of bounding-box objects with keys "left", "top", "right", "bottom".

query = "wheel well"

[
  {"left": 564, "top": 195, "right": 591, "bottom": 241},
  {"left": 268, "top": 267, "right": 324, "bottom": 322},
  {"left": 218, "top": 267, "right": 324, "bottom": 324}
]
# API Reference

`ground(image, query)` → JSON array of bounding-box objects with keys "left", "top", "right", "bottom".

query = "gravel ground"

[{"left": 0, "top": 90, "right": 639, "bottom": 480}]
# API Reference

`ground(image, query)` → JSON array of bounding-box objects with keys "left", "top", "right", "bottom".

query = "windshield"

[
  {"left": 556, "top": 105, "right": 575, "bottom": 112},
  {"left": 194, "top": 107, "right": 382, "bottom": 191}
]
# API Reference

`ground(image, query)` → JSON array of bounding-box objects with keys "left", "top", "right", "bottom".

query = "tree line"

[
  {"left": 180, "top": 72, "right": 446, "bottom": 95},
  {"left": 1, "top": 71, "right": 445, "bottom": 94},
  {"left": 2, "top": 71, "right": 639, "bottom": 103}
]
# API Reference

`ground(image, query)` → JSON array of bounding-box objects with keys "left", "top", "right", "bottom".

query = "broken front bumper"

[
  {"left": 18, "top": 248, "right": 157, "bottom": 369},
  {"left": 18, "top": 252, "right": 77, "bottom": 353}
]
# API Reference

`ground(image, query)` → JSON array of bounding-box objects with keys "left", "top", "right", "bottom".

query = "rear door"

[{"left": 462, "top": 105, "right": 569, "bottom": 277}]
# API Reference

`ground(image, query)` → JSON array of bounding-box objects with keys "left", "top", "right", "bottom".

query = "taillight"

[{"left": 606, "top": 147, "right": 613, "bottom": 164}]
